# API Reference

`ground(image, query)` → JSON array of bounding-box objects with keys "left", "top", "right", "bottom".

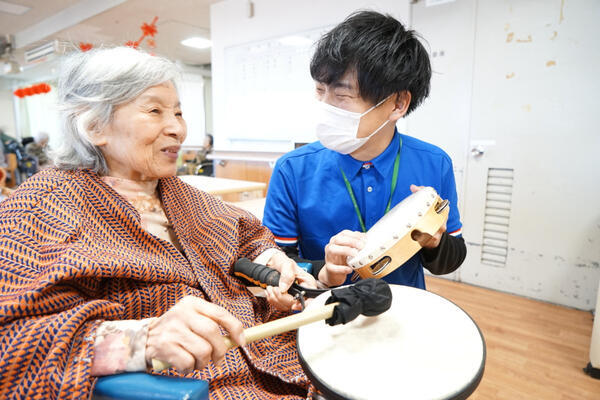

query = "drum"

[
  {"left": 297, "top": 285, "right": 486, "bottom": 400},
  {"left": 347, "top": 187, "right": 449, "bottom": 279}
]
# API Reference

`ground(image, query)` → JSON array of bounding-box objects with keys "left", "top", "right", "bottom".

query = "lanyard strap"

[{"left": 340, "top": 137, "right": 402, "bottom": 232}]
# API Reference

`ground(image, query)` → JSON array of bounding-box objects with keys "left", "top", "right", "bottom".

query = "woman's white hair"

[{"left": 52, "top": 46, "right": 180, "bottom": 174}]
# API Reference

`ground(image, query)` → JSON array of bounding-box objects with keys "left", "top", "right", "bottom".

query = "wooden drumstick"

[
  {"left": 152, "top": 302, "right": 339, "bottom": 371},
  {"left": 152, "top": 261, "right": 392, "bottom": 372}
]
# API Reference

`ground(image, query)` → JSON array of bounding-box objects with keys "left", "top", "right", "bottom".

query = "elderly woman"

[{"left": 0, "top": 47, "right": 315, "bottom": 399}]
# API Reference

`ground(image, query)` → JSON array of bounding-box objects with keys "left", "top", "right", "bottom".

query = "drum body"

[
  {"left": 297, "top": 285, "right": 485, "bottom": 400},
  {"left": 347, "top": 187, "right": 449, "bottom": 279}
]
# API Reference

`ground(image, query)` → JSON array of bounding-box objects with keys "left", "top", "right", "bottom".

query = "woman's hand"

[
  {"left": 409, "top": 184, "right": 448, "bottom": 249},
  {"left": 319, "top": 230, "right": 366, "bottom": 287},
  {"left": 145, "top": 296, "right": 245, "bottom": 374},
  {"left": 264, "top": 251, "right": 317, "bottom": 312}
]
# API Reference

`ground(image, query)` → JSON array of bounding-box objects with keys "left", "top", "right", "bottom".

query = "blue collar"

[{"left": 337, "top": 129, "right": 402, "bottom": 179}]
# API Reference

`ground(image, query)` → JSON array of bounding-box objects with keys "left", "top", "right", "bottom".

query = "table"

[
  {"left": 179, "top": 175, "right": 266, "bottom": 201},
  {"left": 227, "top": 197, "right": 266, "bottom": 221}
]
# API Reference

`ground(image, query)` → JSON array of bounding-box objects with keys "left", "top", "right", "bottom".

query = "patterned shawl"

[{"left": 0, "top": 168, "right": 309, "bottom": 399}]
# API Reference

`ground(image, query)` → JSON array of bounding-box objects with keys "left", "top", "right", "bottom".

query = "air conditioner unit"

[{"left": 24, "top": 40, "right": 59, "bottom": 65}]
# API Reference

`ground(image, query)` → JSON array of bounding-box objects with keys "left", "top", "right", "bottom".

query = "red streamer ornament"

[
  {"left": 79, "top": 42, "right": 93, "bottom": 52},
  {"left": 13, "top": 83, "right": 52, "bottom": 98}
]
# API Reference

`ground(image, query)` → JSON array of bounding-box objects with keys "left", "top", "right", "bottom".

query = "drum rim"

[{"left": 296, "top": 285, "right": 487, "bottom": 400}]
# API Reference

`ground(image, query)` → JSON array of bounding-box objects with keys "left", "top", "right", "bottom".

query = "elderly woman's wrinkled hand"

[
  {"left": 145, "top": 296, "right": 245, "bottom": 374},
  {"left": 264, "top": 251, "right": 317, "bottom": 312}
]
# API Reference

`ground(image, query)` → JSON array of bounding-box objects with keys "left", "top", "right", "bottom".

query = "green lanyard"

[{"left": 339, "top": 137, "right": 402, "bottom": 232}]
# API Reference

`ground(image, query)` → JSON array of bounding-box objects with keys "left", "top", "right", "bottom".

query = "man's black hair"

[{"left": 310, "top": 10, "right": 431, "bottom": 115}]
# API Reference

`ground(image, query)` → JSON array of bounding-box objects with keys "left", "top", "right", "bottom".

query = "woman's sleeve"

[
  {"left": 232, "top": 203, "right": 280, "bottom": 261},
  {"left": 0, "top": 187, "right": 122, "bottom": 399}
]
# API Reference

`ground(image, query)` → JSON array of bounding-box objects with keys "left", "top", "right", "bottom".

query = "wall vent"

[{"left": 481, "top": 168, "right": 513, "bottom": 267}]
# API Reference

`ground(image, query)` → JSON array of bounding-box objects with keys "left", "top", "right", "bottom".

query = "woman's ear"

[
  {"left": 388, "top": 91, "right": 412, "bottom": 122},
  {"left": 88, "top": 124, "right": 109, "bottom": 147}
]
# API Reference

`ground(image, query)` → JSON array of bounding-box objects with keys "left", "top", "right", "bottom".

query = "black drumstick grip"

[{"left": 234, "top": 258, "right": 281, "bottom": 288}]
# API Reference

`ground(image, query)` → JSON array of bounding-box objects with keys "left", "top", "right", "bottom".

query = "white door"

[{"left": 460, "top": 0, "right": 600, "bottom": 309}]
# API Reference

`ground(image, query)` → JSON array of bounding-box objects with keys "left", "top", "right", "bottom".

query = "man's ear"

[{"left": 388, "top": 91, "right": 412, "bottom": 122}]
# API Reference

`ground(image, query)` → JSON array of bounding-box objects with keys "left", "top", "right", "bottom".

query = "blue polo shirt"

[{"left": 263, "top": 130, "right": 462, "bottom": 289}]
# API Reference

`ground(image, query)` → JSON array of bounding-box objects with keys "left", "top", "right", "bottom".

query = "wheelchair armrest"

[{"left": 92, "top": 372, "right": 209, "bottom": 400}]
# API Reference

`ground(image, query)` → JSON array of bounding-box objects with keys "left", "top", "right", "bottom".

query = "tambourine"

[
  {"left": 347, "top": 187, "right": 449, "bottom": 279},
  {"left": 297, "top": 284, "right": 486, "bottom": 400}
]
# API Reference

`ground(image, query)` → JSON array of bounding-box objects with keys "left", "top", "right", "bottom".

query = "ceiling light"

[{"left": 181, "top": 37, "right": 212, "bottom": 50}]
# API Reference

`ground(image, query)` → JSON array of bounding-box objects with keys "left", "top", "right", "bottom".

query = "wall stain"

[
  {"left": 550, "top": 31, "right": 558, "bottom": 40},
  {"left": 516, "top": 35, "right": 533, "bottom": 43},
  {"left": 506, "top": 32, "right": 514, "bottom": 43},
  {"left": 546, "top": 60, "right": 556, "bottom": 67},
  {"left": 504, "top": 23, "right": 510, "bottom": 31},
  {"left": 522, "top": 104, "right": 532, "bottom": 112},
  {"left": 560, "top": 0, "right": 565, "bottom": 23},
  {"left": 575, "top": 262, "right": 600, "bottom": 269},
  {"left": 506, "top": 72, "right": 515, "bottom": 79}
]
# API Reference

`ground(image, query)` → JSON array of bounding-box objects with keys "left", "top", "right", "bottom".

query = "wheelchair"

[{"left": 93, "top": 373, "right": 208, "bottom": 400}]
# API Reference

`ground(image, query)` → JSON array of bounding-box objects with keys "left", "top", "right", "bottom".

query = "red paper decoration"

[
  {"left": 75, "top": 16, "right": 158, "bottom": 53},
  {"left": 141, "top": 19, "right": 158, "bottom": 37},
  {"left": 13, "top": 83, "right": 51, "bottom": 98}
]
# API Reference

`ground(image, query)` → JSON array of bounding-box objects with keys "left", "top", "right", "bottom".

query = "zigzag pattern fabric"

[{"left": 0, "top": 168, "right": 309, "bottom": 399}]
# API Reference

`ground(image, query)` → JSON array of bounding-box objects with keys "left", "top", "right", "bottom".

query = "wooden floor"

[{"left": 424, "top": 276, "right": 600, "bottom": 399}]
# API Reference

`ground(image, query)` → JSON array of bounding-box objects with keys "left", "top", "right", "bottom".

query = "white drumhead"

[
  {"left": 347, "top": 187, "right": 438, "bottom": 269},
  {"left": 297, "top": 284, "right": 485, "bottom": 400}
]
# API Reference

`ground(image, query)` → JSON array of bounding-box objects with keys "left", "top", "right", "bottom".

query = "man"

[{"left": 263, "top": 10, "right": 466, "bottom": 289}]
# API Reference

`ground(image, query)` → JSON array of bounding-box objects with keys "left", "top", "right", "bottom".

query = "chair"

[
  {"left": 92, "top": 373, "right": 209, "bottom": 400},
  {"left": 5, "top": 153, "right": 18, "bottom": 188},
  {"left": 195, "top": 161, "right": 214, "bottom": 177}
]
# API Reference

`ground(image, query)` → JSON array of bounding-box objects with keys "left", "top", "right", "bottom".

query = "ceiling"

[{"left": 0, "top": 0, "right": 222, "bottom": 68}]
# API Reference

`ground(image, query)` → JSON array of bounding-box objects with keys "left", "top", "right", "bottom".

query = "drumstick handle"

[
  {"left": 152, "top": 302, "right": 338, "bottom": 371},
  {"left": 223, "top": 302, "right": 338, "bottom": 348}
]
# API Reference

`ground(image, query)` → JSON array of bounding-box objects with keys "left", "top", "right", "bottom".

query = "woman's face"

[{"left": 95, "top": 82, "right": 187, "bottom": 181}]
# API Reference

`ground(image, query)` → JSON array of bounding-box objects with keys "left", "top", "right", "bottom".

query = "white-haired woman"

[{"left": 0, "top": 47, "right": 314, "bottom": 400}]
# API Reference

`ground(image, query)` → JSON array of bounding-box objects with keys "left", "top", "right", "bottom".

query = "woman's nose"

[{"left": 165, "top": 115, "right": 186, "bottom": 141}]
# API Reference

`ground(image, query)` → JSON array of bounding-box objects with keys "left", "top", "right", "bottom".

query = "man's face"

[{"left": 314, "top": 71, "right": 393, "bottom": 139}]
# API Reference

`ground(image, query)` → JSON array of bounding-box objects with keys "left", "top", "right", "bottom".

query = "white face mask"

[{"left": 314, "top": 95, "right": 391, "bottom": 154}]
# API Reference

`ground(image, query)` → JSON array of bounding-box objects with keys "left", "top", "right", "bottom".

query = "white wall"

[
  {"left": 210, "top": 0, "right": 410, "bottom": 152},
  {"left": 459, "top": 0, "right": 600, "bottom": 310},
  {"left": 0, "top": 80, "right": 17, "bottom": 138}
]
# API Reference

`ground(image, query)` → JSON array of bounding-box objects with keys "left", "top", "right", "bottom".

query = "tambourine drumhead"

[
  {"left": 297, "top": 285, "right": 486, "bottom": 400},
  {"left": 347, "top": 187, "right": 449, "bottom": 279}
]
